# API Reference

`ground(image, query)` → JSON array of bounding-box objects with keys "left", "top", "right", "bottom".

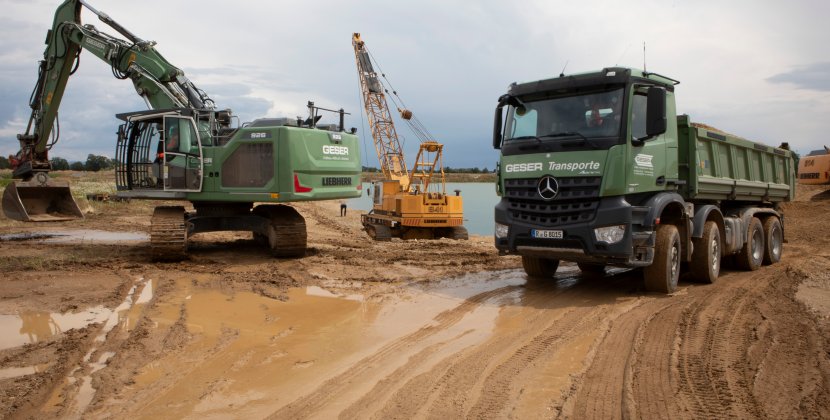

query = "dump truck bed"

[{"left": 677, "top": 115, "right": 795, "bottom": 202}]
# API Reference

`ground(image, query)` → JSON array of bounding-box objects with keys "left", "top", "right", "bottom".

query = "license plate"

[{"left": 532, "top": 229, "right": 563, "bottom": 239}]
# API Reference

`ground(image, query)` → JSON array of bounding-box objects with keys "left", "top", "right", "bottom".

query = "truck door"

[
  {"left": 627, "top": 91, "right": 665, "bottom": 191},
  {"left": 163, "top": 116, "right": 203, "bottom": 192}
]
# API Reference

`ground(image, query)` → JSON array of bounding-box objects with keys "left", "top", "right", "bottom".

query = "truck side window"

[{"left": 631, "top": 94, "right": 648, "bottom": 139}]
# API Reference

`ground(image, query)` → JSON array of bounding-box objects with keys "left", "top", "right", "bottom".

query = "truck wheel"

[
  {"left": 644, "top": 224, "right": 680, "bottom": 293},
  {"left": 690, "top": 221, "right": 721, "bottom": 284},
  {"left": 522, "top": 256, "right": 560, "bottom": 278},
  {"left": 577, "top": 263, "right": 606, "bottom": 276},
  {"left": 736, "top": 217, "right": 764, "bottom": 271},
  {"left": 762, "top": 217, "right": 783, "bottom": 265}
]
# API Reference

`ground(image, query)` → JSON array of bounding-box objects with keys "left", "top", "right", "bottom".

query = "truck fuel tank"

[{"left": 2, "top": 175, "right": 84, "bottom": 221}]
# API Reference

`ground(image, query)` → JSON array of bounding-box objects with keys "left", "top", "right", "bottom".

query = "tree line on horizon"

[{"left": 0, "top": 154, "right": 115, "bottom": 172}]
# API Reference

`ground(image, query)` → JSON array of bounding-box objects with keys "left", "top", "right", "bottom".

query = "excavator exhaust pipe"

[{"left": 2, "top": 176, "right": 84, "bottom": 222}]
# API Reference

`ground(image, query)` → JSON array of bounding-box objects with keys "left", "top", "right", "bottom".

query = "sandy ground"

[{"left": 0, "top": 174, "right": 828, "bottom": 419}]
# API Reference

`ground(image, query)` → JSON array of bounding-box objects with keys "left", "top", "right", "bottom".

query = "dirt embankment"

[{"left": 0, "top": 175, "right": 828, "bottom": 419}]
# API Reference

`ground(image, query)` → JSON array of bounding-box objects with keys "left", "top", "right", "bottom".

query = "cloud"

[
  {"left": 767, "top": 62, "right": 830, "bottom": 92},
  {"left": 2, "top": 0, "right": 829, "bottom": 167}
]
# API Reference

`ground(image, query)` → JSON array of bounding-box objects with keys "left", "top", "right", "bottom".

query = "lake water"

[{"left": 347, "top": 182, "right": 499, "bottom": 236}]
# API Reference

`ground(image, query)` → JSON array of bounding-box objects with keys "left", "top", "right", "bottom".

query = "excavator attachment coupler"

[{"left": 2, "top": 178, "right": 84, "bottom": 222}]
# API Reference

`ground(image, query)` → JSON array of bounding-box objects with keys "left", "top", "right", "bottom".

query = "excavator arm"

[
  {"left": 12, "top": 0, "right": 212, "bottom": 180},
  {"left": 4, "top": 0, "right": 214, "bottom": 222}
]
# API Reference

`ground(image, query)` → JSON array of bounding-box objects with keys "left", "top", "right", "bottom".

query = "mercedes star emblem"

[{"left": 537, "top": 175, "right": 559, "bottom": 200}]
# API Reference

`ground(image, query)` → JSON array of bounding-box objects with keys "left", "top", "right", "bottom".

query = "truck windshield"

[{"left": 504, "top": 88, "right": 624, "bottom": 147}]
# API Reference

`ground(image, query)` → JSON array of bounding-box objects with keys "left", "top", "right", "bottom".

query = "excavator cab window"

[{"left": 162, "top": 116, "right": 203, "bottom": 192}]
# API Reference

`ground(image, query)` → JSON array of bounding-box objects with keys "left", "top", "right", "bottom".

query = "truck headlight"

[
  {"left": 495, "top": 223, "right": 509, "bottom": 239},
  {"left": 594, "top": 224, "right": 626, "bottom": 244}
]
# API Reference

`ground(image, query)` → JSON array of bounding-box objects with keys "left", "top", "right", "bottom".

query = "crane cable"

[
  {"left": 364, "top": 48, "right": 438, "bottom": 145},
  {"left": 353, "top": 58, "right": 371, "bottom": 170}
]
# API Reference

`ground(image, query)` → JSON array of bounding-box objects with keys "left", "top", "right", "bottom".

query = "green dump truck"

[{"left": 492, "top": 67, "right": 795, "bottom": 293}]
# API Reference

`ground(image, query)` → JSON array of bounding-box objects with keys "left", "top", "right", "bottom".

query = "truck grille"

[{"left": 504, "top": 177, "right": 601, "bottom": 227}]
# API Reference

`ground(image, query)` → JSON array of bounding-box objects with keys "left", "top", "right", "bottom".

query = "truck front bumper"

[{"left": 494, "top": 196, "right": 654, "bottom": 267}]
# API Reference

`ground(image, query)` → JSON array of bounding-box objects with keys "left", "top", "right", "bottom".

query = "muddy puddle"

[
  {"left": 114, "top": 267, "right": 598, "bottom": 418},
  {"left": 0, "top": 230, "right": 147, "bottom": 244},
  {"left": 1, "top": 266, "right": 599, "bottom": 417}
]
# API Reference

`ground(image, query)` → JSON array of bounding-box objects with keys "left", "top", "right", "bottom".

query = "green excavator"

[{"left": 3, "top": 0, "right": 362, "bottom": 259}]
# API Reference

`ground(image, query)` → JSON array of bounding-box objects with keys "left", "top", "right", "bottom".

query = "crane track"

[{"left": 150, "top": 206, "right": 187, "bottom": 261}]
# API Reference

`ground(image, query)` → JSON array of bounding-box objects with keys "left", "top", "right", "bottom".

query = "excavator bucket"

[{"left": 2, "top": 178, "right": 84, "bottom": 222}]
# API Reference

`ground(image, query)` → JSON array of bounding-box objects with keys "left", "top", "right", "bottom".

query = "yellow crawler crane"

[{"left": 352, "top": 33, "right": 467, "bottom": 240}]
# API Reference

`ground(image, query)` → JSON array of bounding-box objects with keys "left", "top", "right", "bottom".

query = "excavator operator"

[{"left": 166, "top": 124, "right": 179, "bottom": 155}]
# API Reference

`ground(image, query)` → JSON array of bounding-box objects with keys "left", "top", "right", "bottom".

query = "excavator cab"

[{"left": 2, "top": 173, "right": 84, "bottom": 221}]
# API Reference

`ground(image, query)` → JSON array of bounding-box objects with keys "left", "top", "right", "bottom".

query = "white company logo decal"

[
  {"left": 505, "top": 161, "right": 601, "bottom": 174},
  {"left": 634, "top": 154, "right": 654, "bottom": 168},
  {"left": 322, "top": 145, "right": 350, "bottom": 161},
  {"left": 504, "top": 162, "right": 542, "bottom": 173},
  {"left": 322, "top": 145, "right": 349, "bottom": 156}
]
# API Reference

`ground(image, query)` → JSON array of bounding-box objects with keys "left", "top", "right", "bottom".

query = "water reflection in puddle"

[
  {"left": 130, "top": 271, "right": 532, "bottom": 418},
  {"left": 0, "top": 230, "right": 147, "bottom": 244},
  {"left": 0, "top": 279, "right": 153, "bottom": 384}
]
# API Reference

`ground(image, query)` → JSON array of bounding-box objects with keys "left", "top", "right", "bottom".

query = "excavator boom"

[{"left": 5, "top": 0, "right": 212, "bottom": 221}]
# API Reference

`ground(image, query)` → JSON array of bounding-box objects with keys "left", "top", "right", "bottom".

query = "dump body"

[{"left": 678, "top": 116, "right": 795, "bottom": 202}]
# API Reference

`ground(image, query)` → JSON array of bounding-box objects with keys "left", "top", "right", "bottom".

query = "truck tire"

[
  {"left": 690, "top": 221, "right": 721, "bottom": 283},
  {"left": 577, "top": 263, "right": 606, "bottom": 276},
  {"left": 762, "top": 217, "right": 783, "bottom": 265},
  {"left": 736, "top": 217, "right": 764, "bottom": 271},
  {"left": 644, "top": 224, "right": 680, "bottom": 293},
  {"left": 522, "top": 256, "right": 560, "bottom": 278}
]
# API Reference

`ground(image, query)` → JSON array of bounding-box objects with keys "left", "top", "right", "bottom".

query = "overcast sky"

[{"left": 1, "top": 0, "right": 828, "bottom": 169}]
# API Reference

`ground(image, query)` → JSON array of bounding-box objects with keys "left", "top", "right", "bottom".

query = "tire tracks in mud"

[
  {"left": 370, "top": 285, "right": 602, "bottom": 419},
  {"left": 563, "top": 262, "right": 830, "bottom": 420},
  {"left": 278, "top": 272, "right": 646, "bottom": 419},
  {"left": 267, "top": 284, "right": 522, "bottom": 419}
]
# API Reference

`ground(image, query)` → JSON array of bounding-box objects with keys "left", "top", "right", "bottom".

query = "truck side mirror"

[
  {"left": 493, "top": 105, "right": 504, "bottom": 149},
  {"left": 646, "top": 87, "right": 667, "bottom": 137}
]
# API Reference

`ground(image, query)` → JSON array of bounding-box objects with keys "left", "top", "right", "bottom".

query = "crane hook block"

[{"left": 400, "top": 109, "right": 413, "bottom": 120}]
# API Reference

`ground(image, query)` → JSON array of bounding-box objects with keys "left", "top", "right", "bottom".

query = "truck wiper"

[
  {"left": 508, "top": 135, "right": 541, "bottom": 142},
  {"left": 507, "top": 135, "right": 543, "bottom": 150},
  {"left": 542, "top": 131, "right": 601, "bottom": 149}
]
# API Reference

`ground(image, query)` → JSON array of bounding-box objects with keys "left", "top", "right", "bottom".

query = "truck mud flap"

[{"left": 2, "top": 178, "right": 84, "bottom": 222}]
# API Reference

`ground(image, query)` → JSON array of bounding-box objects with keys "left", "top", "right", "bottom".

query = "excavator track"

[
  {"left": 150, "top": 206, "right": 187, "bottom": 261},
  {"left": 366, "top": 223, "right": 392, "bottom": 241},
  {"left": 254, "top": 204, "right": 307, "bottom": 257}
]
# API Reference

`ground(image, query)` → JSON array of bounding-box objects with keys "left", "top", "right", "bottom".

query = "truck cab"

[{"left": 493, "top": 68, "right": 676, "bottom": 263}]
